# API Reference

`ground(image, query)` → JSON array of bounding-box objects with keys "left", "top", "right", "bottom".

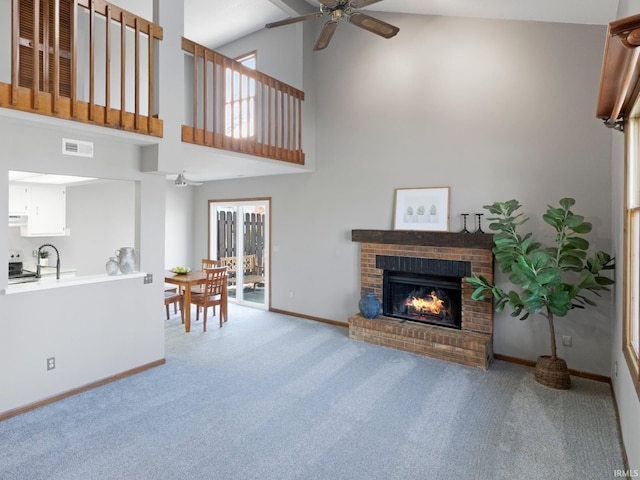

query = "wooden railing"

[
  {"left": 181, "top": 38, "right": 305, "bottom": 165},
  {"left": 0, "top": 0, "right": 163, "bottom": 137}
]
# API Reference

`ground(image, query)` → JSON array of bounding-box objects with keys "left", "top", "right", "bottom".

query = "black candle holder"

[
  {"left": 460, "top": 214, "right": 470, "bottom": 233},
  {"left": 475, "top": 213, "right": 484, "bottom": 234}
]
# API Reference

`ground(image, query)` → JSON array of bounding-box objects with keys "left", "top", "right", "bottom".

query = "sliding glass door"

[{"left": 209, "top": 199, "right": 269, "bottom": 309}]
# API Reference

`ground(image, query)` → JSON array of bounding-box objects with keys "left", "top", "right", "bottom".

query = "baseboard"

[
  {"left": 269, "top": 308, "right": 348, "bottom": 328},
  {"left": 493, "top": 353, "right": 611, "bottom": 383},
  {"left": 0, "top": 358, "right": 166, "bottom": 422},
  {"left": 609, "top": 384, "right": 631, "bottom": 474}
]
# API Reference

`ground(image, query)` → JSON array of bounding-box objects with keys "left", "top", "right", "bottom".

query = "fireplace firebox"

[{"left": 383, "top": 271, "right": 462, "bottom": 329}]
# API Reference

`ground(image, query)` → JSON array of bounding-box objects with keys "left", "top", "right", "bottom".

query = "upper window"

[{"left": 225, "top": 52, "right": 256, "bottom": 138}]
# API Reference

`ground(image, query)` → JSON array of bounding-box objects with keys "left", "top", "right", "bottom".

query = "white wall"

[
  {"left": 165, "top": 181, "right": 194, "bottom": 269},
  {"left": 191, "top": 14, "right": 614, "bottom": 376},
  {"left": 0, "top": 118, "right": 166, "bottom": 415}
]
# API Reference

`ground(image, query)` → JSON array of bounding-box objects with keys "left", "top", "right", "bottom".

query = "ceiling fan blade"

[
  {"left": 266, "top": 12, "right": 323, "bottom": 29},
  {"left": 347, "top": 12, "right": 399, "bottom": 39},
  {"left": 314, "top": 20, "right": 339, "bottom": 51},
  {"left": 349, "top": 0, "right": 383, "bottom": 8}
]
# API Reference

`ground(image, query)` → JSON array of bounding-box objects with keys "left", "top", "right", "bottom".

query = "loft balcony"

[
  {"left": 0, "top": 0, "right": 163, "bottom": 137},
  {"left": 181, "top": 38, "right": 305, "bottom": 166},
  {"left": 0, "top": 1, "right": 306, "bottom": 166}
]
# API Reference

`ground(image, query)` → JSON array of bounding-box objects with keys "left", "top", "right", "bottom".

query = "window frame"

[{"left": 623, "top": 117, "right": 640, "bottom": 399}]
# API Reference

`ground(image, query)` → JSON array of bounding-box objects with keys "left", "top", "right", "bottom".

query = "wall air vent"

[{"left": 62, "top": 138, "right": 94, "bottom": 158}]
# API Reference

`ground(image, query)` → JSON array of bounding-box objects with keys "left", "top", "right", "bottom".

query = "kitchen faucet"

[{"left": 36, "top": 244, "right": 60, "bottom": 280}]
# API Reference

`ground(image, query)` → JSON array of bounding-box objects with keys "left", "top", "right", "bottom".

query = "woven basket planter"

[{"left": 535, "top": 355, "right": 571, "bottom": 389}]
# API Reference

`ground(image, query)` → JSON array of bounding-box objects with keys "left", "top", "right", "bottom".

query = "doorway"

[{"left": 209, "top": 199, "right": 269, "bottom": 309}]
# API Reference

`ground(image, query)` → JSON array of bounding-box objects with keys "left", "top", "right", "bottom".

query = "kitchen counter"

[
  {"left": 32, "top": 266, "right": 77, "bottom": 277},
  {"left": 2, "top": 272, "right": 147, "bottom": 295}
]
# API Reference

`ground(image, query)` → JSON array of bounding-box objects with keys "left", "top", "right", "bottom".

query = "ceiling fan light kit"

[
  {"left": 175, "top": 172, "right": 203, "bottom": 187},
  {"left": 265, "top": 0, "right": 399, "bottom": 51}
]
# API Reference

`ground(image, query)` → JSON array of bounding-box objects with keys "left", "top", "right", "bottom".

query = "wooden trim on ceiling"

[{"left": 597, "top": 13, "right": 640, "bottom": 130}]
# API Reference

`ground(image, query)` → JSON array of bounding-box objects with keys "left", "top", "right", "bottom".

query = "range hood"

[{"left": 8, "top": 215, "right": 28, "bottom": 227}]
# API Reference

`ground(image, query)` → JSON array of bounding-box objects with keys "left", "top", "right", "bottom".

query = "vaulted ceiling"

[
  {"left": 185, "top": 0, "right": 619, "bottom": 49},
  {"left": 178, "top": 0, "right": 620, "bottom": 182}
]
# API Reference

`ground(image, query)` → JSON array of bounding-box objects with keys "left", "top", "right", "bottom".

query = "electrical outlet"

[
  {"left": 289, "top": 291, "right": 294, "bottom": 298},
  {"left": 47, "top": 357, "right": 55, "bottom": 370},
  {"left": 32, "top": 249, "right": 38, "bottom": 258},
  {"left": 144, "top": 273, "right": 153, "bottom": 284},
  {"left": 562, "top": 335, "right": 572, "bottom": 347},
  {"left": 615, "top": 361, "right": 618, "bottom": 377}
]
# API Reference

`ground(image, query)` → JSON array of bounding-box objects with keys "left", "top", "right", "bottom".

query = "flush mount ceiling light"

[{"left": 175, "top": 171, "right": 203, "bottom": 187}]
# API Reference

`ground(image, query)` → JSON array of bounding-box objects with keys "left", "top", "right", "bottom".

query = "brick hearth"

[{"left": 350, "top": 230, "right": 494, "bottom": 370}]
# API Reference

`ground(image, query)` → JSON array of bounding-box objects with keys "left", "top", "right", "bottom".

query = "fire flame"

[{"left": 405, "top": 291, "right": 444, "bottom": 315}]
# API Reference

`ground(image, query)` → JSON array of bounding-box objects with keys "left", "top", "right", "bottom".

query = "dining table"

[{"left": 164, "top": 269, "right": 207, "bottom": 333}]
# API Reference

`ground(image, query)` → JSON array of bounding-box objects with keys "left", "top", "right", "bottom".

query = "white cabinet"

[
  {"left": 8, "top": 185, "right": 30, "bottom": 216},
  {"left": 20, "top": 185, "right": 67, "bottom": 237}
]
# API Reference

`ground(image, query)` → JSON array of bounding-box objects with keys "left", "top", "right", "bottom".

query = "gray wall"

[{"left": 192, "top": 14, "right": 614, "bottom": 375}]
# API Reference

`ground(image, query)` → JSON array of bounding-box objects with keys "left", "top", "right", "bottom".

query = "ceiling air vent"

[{"left": 62, "top": 138, "right": 94, "bottom": 158}]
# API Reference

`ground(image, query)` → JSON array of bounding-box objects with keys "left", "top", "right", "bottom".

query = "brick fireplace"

[{"left": 349, "top": 230, "right": 494, "bottom": 370}]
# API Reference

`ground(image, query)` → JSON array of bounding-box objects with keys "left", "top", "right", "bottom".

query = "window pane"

[{"left": 632, "top": 208, "right": 640, "bottom": 355}]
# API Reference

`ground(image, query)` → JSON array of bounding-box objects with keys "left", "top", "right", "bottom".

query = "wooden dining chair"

[
  {"left": 191, "top": 259, "right": 219, "bottom": 317},
  {"left": 191, "top": 266, "right": 227, "bottom": 332},
  {"left": 164, "top": 290, "right": 184, "bottom": 323}
]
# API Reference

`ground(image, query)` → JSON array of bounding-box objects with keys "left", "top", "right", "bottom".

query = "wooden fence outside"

[{"left": 217, "top": 211, "right": 265, "bottom": 274}]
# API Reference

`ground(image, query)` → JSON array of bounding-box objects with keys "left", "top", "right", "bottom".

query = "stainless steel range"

[{"left": 8, "top": 250, "right": 38, "bottom": 285}]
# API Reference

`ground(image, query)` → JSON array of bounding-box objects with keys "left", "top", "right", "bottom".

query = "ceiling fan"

[
  {"left": 265, "top": 0, "right": 399, "bottom": 51},
  {"left": 175, "top": 171, "right": 203, "bottom": 187}
]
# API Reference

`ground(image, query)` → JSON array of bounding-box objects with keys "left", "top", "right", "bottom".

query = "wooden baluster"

[
  {"left": 105, "top": 5, "right": 111, "bottom": 125},
  {"left": 120, "top": 12, "right": 125, "bottom": 127},
  {"left": 88, "top": 0, "right": 95, "bottom": 121},
  {"left": 134, "top": 17, "right": 140, "bottom": 130},
  {"left": 203, "top": 49, "right": 208, "bottom": 143},
  {"left": 221, "top": 56, "right": 228, "bottom": 149},
  {"left": 71, "top": 0, "right": 77, "bottom": 117},
  {"left": 280, "top": 87, "right": 285, "bottom": 158},
  {"left": 52, "top": 0, "right": 59, "bottom": 113},
  {"left": 11, "top": 0, "right": 18, "bottom": 105},
  {"left": 42, "top": 0, "right": 49, "bottom": 95},
  {"left": 147, "top": 23, "right": 153, "bottom": 133},
  {"left": 192, "top": 46, "right": 198, "bottom": 142},
  {"left": 287, "top": 87, "right": 292, "bottom": 158},
  {"left": 211, "top": 52, "right": 216, "bottom": 146},
  {"left": 32, "top": 0, "right": 39, "bottom": 110},
  {"left": 298, "top": 94, "right": 303, "bottom": 159}
]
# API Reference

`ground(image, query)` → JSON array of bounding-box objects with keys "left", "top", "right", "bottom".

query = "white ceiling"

[
  {"left": 184, "top": 0, "right": 619, "bottom": 49},
  {"left": 180, "top": 0, "right": 620, "bottom": 183}
]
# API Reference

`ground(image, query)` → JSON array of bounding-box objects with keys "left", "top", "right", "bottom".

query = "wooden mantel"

[
  {"left": 597, "top": 13, "right": 640, "bottom": 130},
  {"left": 351, "top": 229, "right": 494, "bottom": 250}
]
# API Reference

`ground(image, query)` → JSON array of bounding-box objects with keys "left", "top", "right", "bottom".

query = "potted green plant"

[
  {"left": 465, "top": 198, "right": 614, "bottom": 389},
  {"left": 405, "top": 205, "right": 414, "bottom": 223},
  {"left": 39, "top": 249, "right": 49, "bottom": 267},
  {"left": 429, "top": 204, "right": 438, "bottom": 223}
]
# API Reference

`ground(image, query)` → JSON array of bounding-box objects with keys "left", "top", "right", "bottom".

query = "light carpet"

[{"left": 1, "top": 304, "right": 625, "bottom": 479}]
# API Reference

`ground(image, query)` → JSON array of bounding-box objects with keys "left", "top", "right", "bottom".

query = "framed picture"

[{"left": 393, "top": 187, "right": 450, "bottom": 231}]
